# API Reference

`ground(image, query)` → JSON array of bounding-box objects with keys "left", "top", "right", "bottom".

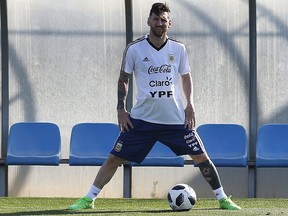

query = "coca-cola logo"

[{"left": 148, "top": 64, "right": 172, "bottom": 74}]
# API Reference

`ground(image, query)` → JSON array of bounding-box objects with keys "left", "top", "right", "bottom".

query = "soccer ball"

[{"left": 167, "top": 183, "right": 197, "bottom": 211}]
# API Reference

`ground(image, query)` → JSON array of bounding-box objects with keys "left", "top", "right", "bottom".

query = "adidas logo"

[{"left": 143, "top": 57, "right": 150, "bottom": 62}]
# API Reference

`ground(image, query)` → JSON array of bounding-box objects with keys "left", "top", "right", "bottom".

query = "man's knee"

[
  {"left": 190, "top": 153, "right": 209, "bottom": 164},
  {"left": 106, "top": 154, "right": 126, "bottom": 166}
]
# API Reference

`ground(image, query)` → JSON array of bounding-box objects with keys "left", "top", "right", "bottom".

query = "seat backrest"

[
  {"left": 196, "top": 124, "right": 248, "bottom": 167},
  {"left": 69, "top": 123, "right": 120, "bottom": 166},
  {"left": 6, "top": 122, "right": 61, "bottom": 165},
  {"left": 132, "top": 141, "right": 185, "bottom": 167},
  {"left": 256, "top": 124, "right": 288, "bottom": 167}
]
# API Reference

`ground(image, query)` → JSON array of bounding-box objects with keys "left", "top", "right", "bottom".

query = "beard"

[{"left": 151, "top": 27, "right": 167, "bottom": 38}]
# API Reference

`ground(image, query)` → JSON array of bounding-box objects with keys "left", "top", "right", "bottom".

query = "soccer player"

[{"left": 67, "top": 2, "right": 241, "bottom": 211}]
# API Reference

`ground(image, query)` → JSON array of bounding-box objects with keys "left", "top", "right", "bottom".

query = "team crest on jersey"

[
  {"left": 114, "top": 142, "right": 123, "bottom": 152},
  {"left": 168, "top": 54, "right": 175, "bottom": 63}
]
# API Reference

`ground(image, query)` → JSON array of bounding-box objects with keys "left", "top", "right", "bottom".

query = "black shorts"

[{"left": 111, "top": 118, "right": 205, "bottom": 164}]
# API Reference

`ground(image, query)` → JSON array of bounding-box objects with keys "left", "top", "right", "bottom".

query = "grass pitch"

[{"left": 0, "top": 197, "right": 288, "bottom": 216}]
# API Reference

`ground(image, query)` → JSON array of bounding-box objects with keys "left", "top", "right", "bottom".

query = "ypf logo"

[{"left": 150, "top": 91, "right": 173, "bottom": 98}]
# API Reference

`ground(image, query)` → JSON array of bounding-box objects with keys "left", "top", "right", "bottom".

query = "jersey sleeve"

[
  {"left": 178, "top": 45, "right": 191, "bottom": 75},
  {"left": 120, "top": 45, "right": 134, "bottom": 74}
]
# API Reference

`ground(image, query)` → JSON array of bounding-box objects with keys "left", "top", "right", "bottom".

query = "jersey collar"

[{"left": 145, "top": 33, "right": 168, "bottom": 51}]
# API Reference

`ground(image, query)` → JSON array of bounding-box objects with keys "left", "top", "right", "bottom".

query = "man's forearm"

[
  {"left": 182, "top": 73, "right": 194, "bottom": 105},
  {"left": 117, "top": 71, "right": 130, "bottom": 111}
]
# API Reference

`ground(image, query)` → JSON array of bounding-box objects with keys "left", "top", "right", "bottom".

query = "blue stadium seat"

[
  {"left": 256, "top": 124, "right": 288, "bottom": 167},
  {"left": 6, "top": 122, "right": 61, "bottom": 165},
  {"left": 196, "top": 124, "right": 248, "bottom": 167},
  {"left": 69, "top": 123, "right": 120, "bottom": 166},
  {"left": 132, "top": 141, "right": 185, "bottom": 167}
]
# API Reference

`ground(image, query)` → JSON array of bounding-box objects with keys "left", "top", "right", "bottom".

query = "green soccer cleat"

[
  {"left": 66, "top": 196, "right": 94, "bottom": 210},
  {"left": 219, "top": 195, "right": 241, "bottom": 210}
]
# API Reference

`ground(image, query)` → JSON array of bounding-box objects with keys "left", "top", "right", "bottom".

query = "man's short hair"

[{"left": 149, "top": 2, "right": 170, "bottom": 17}]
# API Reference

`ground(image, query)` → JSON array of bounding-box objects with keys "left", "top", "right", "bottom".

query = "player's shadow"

[{"left": 0, "top": 208, "right": 219, "bottom": 215}]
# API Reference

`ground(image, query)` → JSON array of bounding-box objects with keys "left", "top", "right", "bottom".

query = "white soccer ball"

[{"left": 167, "top": 183, "right": 197, "bottom": 211}]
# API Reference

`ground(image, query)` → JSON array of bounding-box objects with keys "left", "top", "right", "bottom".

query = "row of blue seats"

[{"left": 5, "top": 122, "right": 288, "bottom": 167}]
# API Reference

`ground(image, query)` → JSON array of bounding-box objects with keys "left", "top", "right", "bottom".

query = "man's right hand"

[{"left": 117, "top": 109, "right": 134, "bottom": 132}]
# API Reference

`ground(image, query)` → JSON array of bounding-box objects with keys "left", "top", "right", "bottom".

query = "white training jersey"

[{"left": 121, "top": 34, "right": 191, "bottom": 125}]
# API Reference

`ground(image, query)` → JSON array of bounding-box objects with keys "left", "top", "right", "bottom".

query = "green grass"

[{"left": 0, "top": 198, "right": 288, "bottom": 216}]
